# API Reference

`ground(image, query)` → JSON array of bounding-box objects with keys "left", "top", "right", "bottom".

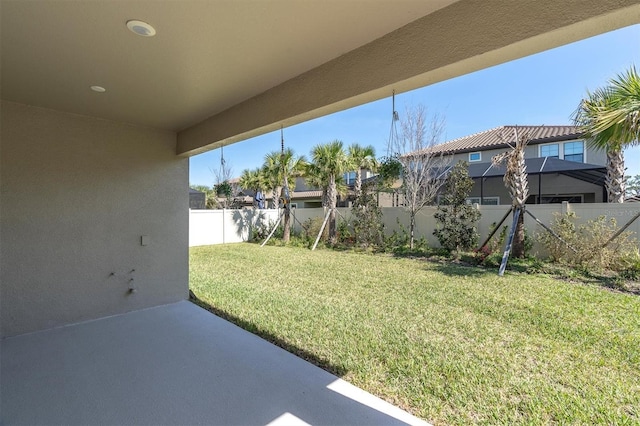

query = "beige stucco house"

[{"left": 2, "top": 1, "right": 639, "bottom": 424}]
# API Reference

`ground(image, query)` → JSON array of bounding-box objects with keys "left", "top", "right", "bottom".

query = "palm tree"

[
  {"left": 492, "top": 127, "right": 530, "bottom": 258},
  {"left": 238, "top": 168, "right": 269, "bottom": 208},
  {"left": 262, "top": 148, "right": 306, "bottom": 241},
  {"left": 310, "top": 140, "right": 349, "bottom": 244},
  {"left": 573, "top": 66, "right": 640, "bottom": 203},
  {"left": 347, "top": 144, "right": 378, "bottom": 197},
  {"left": 263, "top": 152, "right": 284, "bottom": 209}
]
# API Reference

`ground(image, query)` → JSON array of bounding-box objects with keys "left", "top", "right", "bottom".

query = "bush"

[
  {"left": 302, "top": 216, "right": 328, "bottom": 242},
  {"left": 383, "top": 218, "right": 431, "bottom": 255},
  {"left": 536, "top": 212, "right": 638, "bottom": 272},
  {"left": 433, "top": 161, "right": 481, "bottom": 251},
  {"left": 252, "top": 219, "right": 284, "bottom": 243},
  {"left": 351, "top": 182, "right": 384, "bottom": 248}
]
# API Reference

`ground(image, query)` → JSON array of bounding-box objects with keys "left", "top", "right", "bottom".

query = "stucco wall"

[
  {"left": 451, "top": 140, "right": 606, "bottom": 167},
  {"left": 0, "top": 101, "right": 188, "bottom": 337}
]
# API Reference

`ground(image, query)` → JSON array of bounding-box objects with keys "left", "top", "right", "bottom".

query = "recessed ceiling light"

[
  {"left": 126, "top": 20, "right": 156, "bottom": 37},
  {"left": 91, "top": 86, "right": 106, "bottom": 93}
]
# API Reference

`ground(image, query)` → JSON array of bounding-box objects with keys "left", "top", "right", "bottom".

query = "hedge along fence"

[{"left": 189, "top": 203, "right": 640, "bottom": 252}]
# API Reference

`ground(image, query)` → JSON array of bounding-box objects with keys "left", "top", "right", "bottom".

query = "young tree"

[
  {"left": 352, "top": 180, "right": 384, "bottom": 248},
  {"left": 263, "top": 151, "right": 284, "bottom": 209},
  {"left": 262, "top": 148, "right": 306, "bottom": 242},
  {"left": 491, "top": 127, "right": 530, "bottom": 258},
  {"left": 433, "top": 161, "right": 481, "bottom": 251},
  {"left": 573, "top": 66, "right": 640, "bottom": 203},
  {"left": 211, "top": 148, "right": 235, "bottom": 209},
  {"left": 390, "top": 104, "right": 451, "bottom": 249},
  {"left": 309, "top": 141, "right": 349, "bottom": 244}
]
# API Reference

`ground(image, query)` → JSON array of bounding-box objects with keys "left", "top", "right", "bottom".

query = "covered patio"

[
  {"left": 2, "top": 301, "right": 425, "bottom": 425},
  {"left": 2, "top": 1, "right": 639, "bottom": 424}
]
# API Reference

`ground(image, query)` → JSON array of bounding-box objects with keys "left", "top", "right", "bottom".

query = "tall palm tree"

[
  {"left": 310, "top": 140, "right": 349, "bottom": 244},
  {"left": 347, "top": 144, "right": 378, "bottom": 197},
  {"left": 573, "top": 66, "right": 640, "bottom": 203},
  {"left": 262, "top": 148, "right": 306, "bottom": 241}
]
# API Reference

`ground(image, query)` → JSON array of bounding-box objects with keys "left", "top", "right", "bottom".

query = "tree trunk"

[
  {"left": 328, "top": 175, "right": 337, "bottom": 245},
  {"left": 354, "top": 168, "right": 362, "bottom": 198},
  {"left": 606, "top": 148, "right": 625, "bottom": 203},
  {"left": 282, "top": 208, "right": 291, "bottom": 245},
  {"left": 282, "top": 176, "right": 290, "bottom": 242},
  {"left": 270, "top": 187, "right": 278, "bottom": 209},
  {"left": 409, "top": 212, "right": 416, "bottom": 250},
  {"left": 512, "top": 208, "right": 525, "bottom": 258}
]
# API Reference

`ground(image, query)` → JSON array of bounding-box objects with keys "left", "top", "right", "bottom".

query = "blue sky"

[{"left": 190, "top": 24, "right": 640, "bottom": 187}]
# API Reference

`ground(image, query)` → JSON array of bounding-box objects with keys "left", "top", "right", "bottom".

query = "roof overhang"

[{"left": 2, "top": 1, "right": 639, "bottom": 158}]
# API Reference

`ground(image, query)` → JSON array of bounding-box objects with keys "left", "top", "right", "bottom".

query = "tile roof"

[
  {"left": 417, "top": 125, "right": 582, "bottom": 155},
  {"left": 291, "top": 190, "right": 323, "bottom": 199}
]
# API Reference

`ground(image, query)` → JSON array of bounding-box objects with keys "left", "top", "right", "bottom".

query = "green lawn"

[{"left": 190, "top": 244, "right": 640, "bottom": 425}]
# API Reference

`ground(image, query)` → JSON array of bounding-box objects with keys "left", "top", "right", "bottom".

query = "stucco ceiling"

[
  {"left": 0, "top": 0, "right": 455, "bottom": 132},
  {"left": 2, "top": 0, "right": 639, "bottom": 157}
]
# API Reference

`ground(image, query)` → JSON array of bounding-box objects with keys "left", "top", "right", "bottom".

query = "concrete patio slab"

[{"left": 1, "top": 300, "right": 429, "bottom": 425}]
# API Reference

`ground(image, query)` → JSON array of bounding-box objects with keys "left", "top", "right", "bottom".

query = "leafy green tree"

[
  {"left": 309, "top": 140, "right": 349, "bottom": 244},
  {"left": 573, "top": 66, "right": 640, "bottom": 203},
  {"left": 351, "top": 181, "right": 384, "bottom": 248},
  {"left": 626, "top": 174, "right": 640, "bottom": 198},
  {"left": 433, "top": 161, "right": 481, "bottom": 252},
  {"left": 347, "top": 144, "right": 378, "bottom": 197}
]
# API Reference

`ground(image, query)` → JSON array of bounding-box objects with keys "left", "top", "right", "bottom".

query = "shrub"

[
  {"left": 536, "top": 212, "right": 638, "bottom": 272},
  {"left": 252, "top": 219, "right": 283, "bottom": 243},
  {"left": 302, "top": 216, "right": 328, "bottom": 242},
  {"left": 351, "top": 181, "right": 384, "bottom": 248},
  {"left": 336, "top": 219, "right": 355, "bottom": 245},
  {"left": 383, "top": 218, "right": 431, "bottom": 255},
  {"left": 433, "top": 161, "right": 481, "bottom": 251}
]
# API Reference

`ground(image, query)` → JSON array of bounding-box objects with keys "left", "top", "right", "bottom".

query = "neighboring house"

[
  {"left": 189, "top": 188, "right": 206, "bottom": 209},
  {"left": 238, "top": 171, "right": 377, "bottom": 209},
  {"left": 387, "top": 125, "right": 607, "bottom": 206}
]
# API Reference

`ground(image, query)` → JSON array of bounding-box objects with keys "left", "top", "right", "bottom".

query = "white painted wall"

[
  {"left": 1, "top": 102, "right": 189, "bottom": 337},
  {"left": 189, "top": 209, "right": 280, "bottom": 246},
  {"left": 191, "top": 204, "right": 640, "bottom": 253}
]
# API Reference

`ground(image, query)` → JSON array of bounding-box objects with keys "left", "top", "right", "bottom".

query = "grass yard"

[{"left": 190, "top": 244, "right": 640, "bottom": 425}]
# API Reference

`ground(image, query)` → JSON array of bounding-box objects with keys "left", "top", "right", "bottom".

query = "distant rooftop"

[{"left": 415, "top": 125, "right": 582, "bottom": 155}]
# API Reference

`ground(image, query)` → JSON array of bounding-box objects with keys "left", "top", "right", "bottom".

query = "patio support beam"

[
  {"left": 538, "top": 173, "right": 542, "bottom": 204},
  {"left": 177, "top": 0, "right": 640, "bottom": 157}
]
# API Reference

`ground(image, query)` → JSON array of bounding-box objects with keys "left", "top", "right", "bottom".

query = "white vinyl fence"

[{"left": 189, "top": 203, "right": 640, "bottom": 250}]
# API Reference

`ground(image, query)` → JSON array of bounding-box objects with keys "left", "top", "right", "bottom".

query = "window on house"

[
  {"left": 469, "top": 152, "right": 481, "bottom": 162},
  {"left": 539, "top": 140, "right": 585, "bottom": 162},
  {"left": 343, "top": 171, "right": 356, "bottom": 185},
  {"left": 540, "top": 143, "right": 559, "bottom": 158},
  {"left": 563, "top": 141, "right": 584, "bottom": 163}
]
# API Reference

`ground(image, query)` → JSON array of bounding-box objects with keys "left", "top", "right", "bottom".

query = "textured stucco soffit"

[{"left": 177, "top": 0, "right": 640, "bottom": 157}]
